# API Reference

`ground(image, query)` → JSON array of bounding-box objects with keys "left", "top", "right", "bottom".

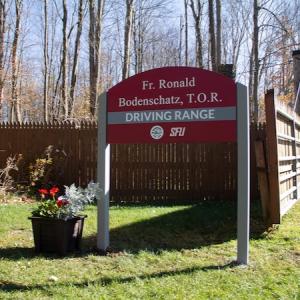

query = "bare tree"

[
  {"left": 178, "top": 15, "right": 183, "bottom": 65},
  {"left": 0, "top": 0, "right": 6, "bottom": 117},
  {"left": 252, "top": 0, "right": 259, "bottom": 122},
  {"left": 222, "top": 1, "right": 249, "bottom": 77},
  {"left": 184, "top": 0, "right": 188, "bottom": 66},
  {"left": 69, "top": 0, "right": 84, "bottom": 116},
  {"left": 122, "top": 0, "right": 134, "bottom": 80},
  {"left": 61, "top": 0, "right": 68, "bottom": 118},
  {"left": 208, "top": 0, "right": 217, "bottom": 71},
  {"left": 216, "top": 0, "right": 221, "bottom": 68},
  {"left": 132, "top": 0, "right": 151, "bottom": 74},
  {"left": 132, "top": 0, "right": 173, "bottom": 73},
  {"left": 146, "top": 27, "right": 180, "bottom": 68},
  {"left": 10, "top": 0, "right": 22, "bottom": 122},
  {"left": 89, "top": 0, "right": 105, "bottom": 117},
  {"left": 190, "top": 0, "right": 203, "bottom": 68},
  {"left": 132, "top": 4, "right": 142, "bottom": 74},
  {"left": 43, "top": 0, "right": 49, "bottom": 122},
  {"left": 0, "top": 0, "right": 297, "bottom": 124}
]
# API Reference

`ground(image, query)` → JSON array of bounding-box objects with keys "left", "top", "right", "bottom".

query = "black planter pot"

[{"left": 29, "top": 215, "right": 86, "bottom": 255}]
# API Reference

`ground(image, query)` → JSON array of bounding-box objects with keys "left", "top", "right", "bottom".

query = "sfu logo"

[{"left": 170, "top": 127, "right": 186, "bottom": 137}]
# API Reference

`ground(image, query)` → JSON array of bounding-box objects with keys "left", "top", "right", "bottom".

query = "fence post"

[{"left": 264, "top": 89, "right": 281, "bottom": 224}]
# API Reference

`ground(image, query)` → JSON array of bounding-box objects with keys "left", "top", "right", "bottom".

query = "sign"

[
  {"left": 97, "top": 68, "right": 250, "bottom": 265},
  {"left": 107, "top": 67, "right": 237, "bottom": 143}
]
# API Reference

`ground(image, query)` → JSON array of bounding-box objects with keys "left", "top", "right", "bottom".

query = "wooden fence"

[
  {"left": 0, "top": 122, "right": 98, "bottom": 187},
  {"left": 256, "top": 90, "right": 300, "bottom": 224},
  {"left": 1, "top": 91, "right": 299, "bottom": 220},
  {"left": 0, "top": 121, "right": 261, "bottom": 203}
]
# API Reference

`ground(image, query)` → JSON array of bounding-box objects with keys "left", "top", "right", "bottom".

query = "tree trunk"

[
  {"left": 184, "top": 0, "right": 188, "bottom": 66},
  {"left": 252, "top": 0, "right": 259, "bottom": 122},
  {"left": 122, "top": 0, "right": 134, "bottom": 80},
  {"left": 0, "top": 0, "right": 6, "bottom": 119},
  {"left": 208, "top": 0, "right": 217, "bottom": 71},
  {"left": 89, "top": 0, "right": 104, "bottom": 117},
  {"left": 248, "top": 45, "right": 253, "bottom": 116},
  {"left": 89, "top": 0, "right": 96, "bottom": 116},
  {"left": 133, "top": 9, "right": 138, "bottom": 73},
  {"left": 70, "top": 0, "right": 83, "bottom": 116},
  {"left": 190, "top": 0, "right": 203, "bottom": 68},
  {"left": 10, "top": 0, "right": 22, "bottom": 123},
  {"left": 133, "top": 0, "right": 146, "bottom": 74},
  {"left": 43, "top": 0, "right": 49, "bottom": 122},
  {"left": 179, "top": 16, "right": 183, "bottom": 66},
  {"left": 95, "top": 0, "right": 104, "bottom": 94},
  {"left": 61, "top": 0, "right": 68, "bottom": 119},
  {"left": 216, "top": 0, "right": 221, "bottom": 69}
]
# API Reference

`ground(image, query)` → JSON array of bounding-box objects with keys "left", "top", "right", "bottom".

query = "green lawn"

[{"left": 0, "top": 201, "right": 299, "bottom": 299}]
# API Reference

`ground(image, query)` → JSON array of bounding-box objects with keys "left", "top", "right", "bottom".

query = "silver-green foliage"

[{"left": 57, "top": 182, "right": 101, "bottom": 219}]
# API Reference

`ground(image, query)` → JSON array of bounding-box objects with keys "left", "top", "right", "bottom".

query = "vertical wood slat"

[
  {"left": 264, "top": 89, "right": 281, "bottom": 224},
  {"left": 254, "top": 140, "right": 270, "bottom": 222}
]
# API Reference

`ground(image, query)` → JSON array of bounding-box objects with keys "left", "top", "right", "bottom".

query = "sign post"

[
  {"left": 97, "top": 67, "right": 249, "bottom": 264},
  {"left": 237, "top": 83, "right": 250, "bottom": 265},
  {"left": 97, "top": 92, "right": 110, "bottom": 252}
]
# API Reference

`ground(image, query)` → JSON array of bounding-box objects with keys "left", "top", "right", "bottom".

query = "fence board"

[
  {"left": 264, "top": 90, "right": 281, "bottom": 224},
  {"left": 254, "top": 140, "right": 269, "bottom": 221}
]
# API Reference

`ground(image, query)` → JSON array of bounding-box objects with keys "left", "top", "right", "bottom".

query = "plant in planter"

[{"left": 29, "top": 182, "right": 101, "bottom": 255}]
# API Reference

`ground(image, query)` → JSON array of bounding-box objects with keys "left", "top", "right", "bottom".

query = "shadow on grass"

[
  {"left": 0, "top": 201, "right": 266, "bottom": 260},
  {"left": 0, "top": 261, "right": 238, "bottom": 293},
  {"left": 0, "top": 247, "right": 36, "bottom": 260},
  {"left": 83, "top": 201, "right": 266, "bottom": 254}
]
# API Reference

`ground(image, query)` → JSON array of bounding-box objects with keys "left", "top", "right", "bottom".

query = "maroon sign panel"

[{"left": 107, "top": 67, "right": 237, "bottom": 143}]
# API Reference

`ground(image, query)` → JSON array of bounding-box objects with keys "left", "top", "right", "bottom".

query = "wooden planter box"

[{"left": 29, "top": 215, "right": 86, "bottom": 255}]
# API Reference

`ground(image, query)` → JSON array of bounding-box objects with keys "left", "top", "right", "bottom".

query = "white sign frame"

[{"left": 97, "top": 82, "right": 249, "bottom": 264}]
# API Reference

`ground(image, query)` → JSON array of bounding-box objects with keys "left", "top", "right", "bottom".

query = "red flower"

[
  {"left": 56, "top": 199, "right": 63, "bottom": 207},
  {"left": 56, "top": 197, "right": 69, "bottom": 208},
  {"left": 38, "top": 188, "right": 48, "bottom": 195},
  {"left": 49, "top": 187, "right": 59, "bottom": 196}
]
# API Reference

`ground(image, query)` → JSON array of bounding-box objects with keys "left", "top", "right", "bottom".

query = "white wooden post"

[
  {"left": 97, "top": 92, "right": 110, "bottom": 252},
  {"left": 237, "top": 83, "right": 250, "bottom": 265}
]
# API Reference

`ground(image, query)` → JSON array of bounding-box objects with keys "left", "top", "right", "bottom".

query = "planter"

[{"left": 29, "top": 215, "right": 86, "bottom": 255}]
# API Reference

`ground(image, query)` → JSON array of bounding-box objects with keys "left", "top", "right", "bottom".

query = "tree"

[
  {"left": 190, "top": 0, "right": 203, "bottom": 68},
  {"left": 43, "top": 0, "right": 49, "bottom": 122},
  {"left": 222, "top": 1, "right": 249, "bottom": 77},
  {"left": 216, "top": 0, "right": 221, "bottom": 68},
  {"left": 0, "top": 0, "right": 298, "bottom": 124},
  {"left": 178, "top": 15, "right": 183, "bottom": 66},
  {"left": 247, "top": 0, "right": 297, "bottom": 121},
  {"left": 208, "top": 0, "right": 217, "bottom": 71},
  {"left": 10, "top": 0, "right": 22, "bottom": 122},
  {"left": 122, "top": 0, "right": 134, "bottom": 80},
  {"left": 184, "top": 0, "right": 188, "bottom": 66},
  {"left": 89, "top": 0, "right": 105, "bottom": 117},
  {"left": 131, "top": 0, "right": 173, "bottom": 74},
  {"left": 69, "top": 0, "right": 84, "bottom": 116},
  {"left": 251, "top": 0, "right": 259, "bottom": 123},
  {"left": 0, "top": 0, "right": 6, "bottom": 117},
  {"left": 61, "top": 0, "right": 68, "bottom": 118}
]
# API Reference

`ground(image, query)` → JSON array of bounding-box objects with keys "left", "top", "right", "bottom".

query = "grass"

[{"left": 0, "top": 200, "right": 299, "bottom": 299}]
